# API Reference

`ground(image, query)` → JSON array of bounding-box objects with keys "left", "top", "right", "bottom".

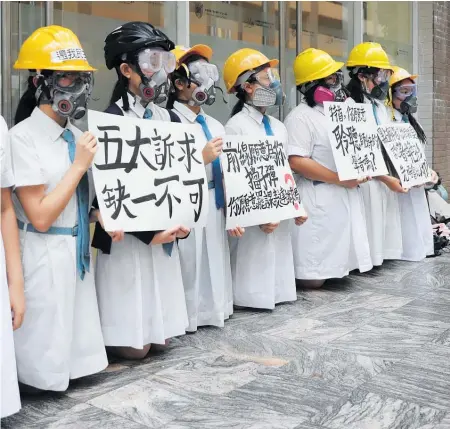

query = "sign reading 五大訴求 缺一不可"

[
  {"left": 377, "top": 123, "right": 431, "bottom": 188},
  {"left": 323, "top": 100, "right": 389, "bottom": 181},
  {"left": 220, "top": 135, "right": 306, "bottom": 229},
  {"left": 88, "top": 110, "right": 208, "bottom": 232}
]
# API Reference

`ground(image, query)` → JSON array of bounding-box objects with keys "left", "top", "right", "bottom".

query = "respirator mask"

[
  {"left": 393, "top": 83, "right": 418, "bottom": 115},
  {"left": 136, "top": 48, "right": 176, "bottom": 104},
  {"left": 361, "top": 68, "right": 392, "bottom": 101},
  {"left": 35, "top": 71, "right": 93, "bottom": 120},
  {"left": 181, "top": 59, "right": 219, "bottom": 106},
  {"left": 239, "top": 67, "right": 285, "bottom": 107},
  {"left": 306, "top": 70, "right": 347, "bottom": 104}
]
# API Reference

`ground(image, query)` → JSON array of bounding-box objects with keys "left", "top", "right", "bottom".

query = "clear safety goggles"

[
  {"left": 53, "top": 71, "right": 92, "bottom": 92},
  {"left": 187, "top": 60, "right": 219, "bottom": 85},
  {"left": 393, "top": 83, "right": 417, "bottom": 100},
  {"left": 138, "top": 48, "right": 176, "bottom": 76},
  {"left": 367, "top": 68, "right": 392, "bottom": 84},
  {"left": 252, "top": 67, "right": 280, "bottom": 87},
  {"left": 324, "top": 70, "right": 344, "bottom": 89}
]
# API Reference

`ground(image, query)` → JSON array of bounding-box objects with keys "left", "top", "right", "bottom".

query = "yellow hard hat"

[
  {"left": 346, "top": 42, "right": 393, "bottom": 71},
  {"left": 389, "top": 66, "right": 418, "bottom": 87},
  {"left": 223, "top": 48, "right": 279, "bottom": 93},
  {"left": 171, "top": 44, "right": 213, "bottom": 68},
  {"left": 14, "top": 25, "right": 96, "bottom": 71},
  {"left": 293, "top": 48, "right": 344, "bottom": 86}
]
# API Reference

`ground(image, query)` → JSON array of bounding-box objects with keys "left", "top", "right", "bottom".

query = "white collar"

[
  {"left": 243, "top": 103, "right": 264, "bottom": 124},
  {"left": 173, "top": 101, "right": 205, "bottom": 123},
  {"left": 117, "top": 92, "right": 155, "bottom": 119},
  {"left": 31, "top": 107, "right": 75, "bottom": 142}
]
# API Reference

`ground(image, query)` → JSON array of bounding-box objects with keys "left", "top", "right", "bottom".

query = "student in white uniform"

[
  {"left": 166, "top": 44, "right": 234, "bottom": 331},
  {"left": 285, "top": 48, "right": 373, "bottom": 288},
  {"left": 222, "top": 48, "right": 306, "bottom": 309},
  {"left": 1, "top": 115, "right": 23, "bottom": 417},
  {"left": 92, "top": 22, "right": 189, "bottom": 359},
  {"left": 346, "top": 42, "right": 404, "bottom": 266},
  {"left": 389, "top": 66, "right": 436, "bottom": 261},
  {"left": 9, "top": 26, "right": 108, "bottom": 391}
]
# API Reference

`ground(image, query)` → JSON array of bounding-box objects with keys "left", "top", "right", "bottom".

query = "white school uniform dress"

[
  {"left": 224, "top": 104, "right": 297, "bottom": 309},
  {"left": 284, "top": 103, "right": 372, "bottom": 280},
  {"left": 0, "top": 116, "right": 21, "bottom": 417},
  {"left": 171, "top": 101, "right": 233, "bottom": 332},
  {"left": 392, "top": 109, "right": 434, "bottom": 260},
  {"left": 95, "top": 94, "right": 188, "bottom": 348},
  {"left": 358, "top": 98, "right": 403, "bottom": 265},
  {"left": 9, "top": 108, "right": 107, "bottom": 391}
]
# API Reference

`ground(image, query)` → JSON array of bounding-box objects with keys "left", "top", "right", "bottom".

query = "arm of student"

[
  {"left": 1, "top": 187, "right": 25, "bottom": 330},
  {"left": 375, "top": 175, "right": 408, "bottom": 193},
  {"left": 17, "top": 163, "right": 87, "bottom": 232},
  {"left": 289, "top": 156, "right": 339, "bottom": 184}
]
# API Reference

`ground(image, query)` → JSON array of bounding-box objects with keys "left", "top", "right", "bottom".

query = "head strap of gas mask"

[{"left": 34, "top": 70, "right": 92, "bottom": 120}]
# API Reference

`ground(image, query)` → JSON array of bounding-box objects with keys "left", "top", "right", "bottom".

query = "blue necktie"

[
  {"left": 143, "top": 108, "right": 173, "bottom": 256},
  {"left": 262, "top": 115, "right": 274, "bottom": 136},
  {"left": 196, "top": 114, "right": 225, "bottom": 209},
  {"left": 371, "top": 102, "right": 380, "bottom": 125},
  {"left": 143, "top": 108, "right": 153, "bottom": 119},
  {"left": 62, "top": 129, "right": 90, "bottom": 280}
]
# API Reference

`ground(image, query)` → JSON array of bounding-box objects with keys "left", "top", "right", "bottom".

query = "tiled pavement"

[{"left": 4, "top": 254, "right": 450, "bottom": 429}]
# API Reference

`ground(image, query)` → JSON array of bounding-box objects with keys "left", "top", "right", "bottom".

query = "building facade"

[{"left": 0, "top": 1, "right": 448, "bottom": 185}]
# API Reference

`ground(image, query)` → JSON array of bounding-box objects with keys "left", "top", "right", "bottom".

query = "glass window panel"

[
  {"left": 363, "top": 1, "right": 413, "bottom": 71},
  {"left": 189, "top": 1, "right": 280, "bottom": 123},
  {"left": 301, "top": 1, "right": 351, "bottom": 62}
]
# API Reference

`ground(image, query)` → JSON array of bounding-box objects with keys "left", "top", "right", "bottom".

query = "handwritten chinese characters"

[
  {"left": 221, "top": 136, "right": 305, "bottom": 229},
  {"left": 377, "top": 123, "right": 431, "bottom": 188},
  {"left": 323, "top": 101, "right": 388, "bottom": 180},
  {"left": 89, "top": 110, "right": 208, "bottom": 232}
]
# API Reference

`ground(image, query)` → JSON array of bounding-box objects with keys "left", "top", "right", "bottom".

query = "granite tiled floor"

[{"left": 4, "top": 254, "right": 450, "bottom": 429}]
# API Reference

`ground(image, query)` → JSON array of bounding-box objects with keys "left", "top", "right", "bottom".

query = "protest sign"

[
  {"left": 323, "top": 101, "right": 388, "bottom": 180},
  {"left": 221, "top": 135, "right": 305, "bottom": 229},
  {"left": 88, "top": 110, "right": 208, "bottom": 232},
  {"left": 377, "top": 123, "right": 431, "bottom": 188}
]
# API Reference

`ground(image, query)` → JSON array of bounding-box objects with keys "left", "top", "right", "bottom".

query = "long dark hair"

[
  {"left": 346, "top": 74, "right": 365, "bottom": 104},
  {"left": 166, "top": 54, "right": 206, "bottom": 110},
  {"left": 15, "top": 70, "right": 53, "bottom": 125},
  {"left": 109, "top": 71, "right": 131, "bottom": 111},
  {"left": 15, "top": 76, "right": 37, "bottom": 125}
]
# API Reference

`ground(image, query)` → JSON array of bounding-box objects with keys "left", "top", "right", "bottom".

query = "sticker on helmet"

[{"left": 51, "top": 48, "right": 87, "bottom": 63}]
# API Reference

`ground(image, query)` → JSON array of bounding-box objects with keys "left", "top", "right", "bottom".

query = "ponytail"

[
  {"left": 14, "top": 76, "right": 38, "bottom": 125},
  {"left": 231, "top": 88, "right": 246, "bottom": 117},
  {"left": 109, "top": 71, "right": 130, "bottom": 111},
  {"left": 408, "top": 113, "right": 427, "bottom": 144}
]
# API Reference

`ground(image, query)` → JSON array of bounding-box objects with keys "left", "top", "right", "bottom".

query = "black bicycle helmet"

[{"left": 104, "top": 21, "right": 175, "bottom": 70}]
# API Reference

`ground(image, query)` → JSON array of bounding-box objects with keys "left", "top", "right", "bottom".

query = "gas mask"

[
  {"left": 311, "top": 71, "right": 347, "bottom": 104},
  {"left": 393, "top": 83, "right": 418, "bottom": 115},
  {"left": 136, "top": 48, "right": 176, "bottom": 105},
  {"left": 35, "top": 71, "right": 93, "bottom": 120},
  {"left": 240, "top": 67, "right": 285, "bottom": 107},
  {"left": 362, "top": 69, "right": 392, "bottom": 101},
  {"left": 182, "top": 60, "right": 219, "bottom": 106}
]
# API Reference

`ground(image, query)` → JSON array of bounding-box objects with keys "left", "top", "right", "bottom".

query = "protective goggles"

[
  {"left": 253, "top": 67, "right": 280, "bottom": 87},
  {"left": 137, "top": 48, "right": 176, "bottom": 76},
  {"left": 367, "top": 68, "right": 392, "bottom": 84},
  {"left": 187, "top": 60, "right": 219, "bottom": 85},
  {"left": 53, "top": 71, "right": 93, "bottom": 93},
  {"left": 393, "top": 83, "right": 417, "bottom": 100},
  {"left": 324, "top": 70, "right": 344, "bottom": 89}
]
